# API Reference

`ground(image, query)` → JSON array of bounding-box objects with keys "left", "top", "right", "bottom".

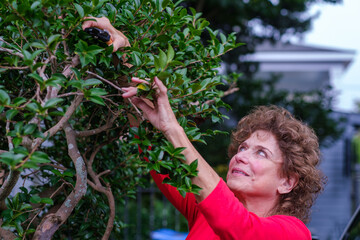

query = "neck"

[{"left": 236, "top": 193, "right": 279, "bottom": 218}]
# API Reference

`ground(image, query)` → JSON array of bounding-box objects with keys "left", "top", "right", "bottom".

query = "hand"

[
  {"left": 82, "top": 17, "right": 130, "bottom": 52},
  {"left": 122, "top": 77, "right": 179, "bottom": 134}
]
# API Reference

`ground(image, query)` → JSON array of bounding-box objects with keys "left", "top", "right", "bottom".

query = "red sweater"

[{"left": 150, "top": 171, "right": 311, "bottom": 240}]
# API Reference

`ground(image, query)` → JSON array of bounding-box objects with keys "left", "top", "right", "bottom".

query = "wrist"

[{"left": 163, "top": 124, "right": 184, "bottom": 140}]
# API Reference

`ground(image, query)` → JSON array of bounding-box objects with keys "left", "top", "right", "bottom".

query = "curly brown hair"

[{"left": 228, "top": 105, "right": 326, "bottom": 223}]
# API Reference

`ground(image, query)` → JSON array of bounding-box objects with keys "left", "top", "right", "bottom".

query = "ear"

[{"left": 277, "top": 174, "right": 298, "bottom": 195}]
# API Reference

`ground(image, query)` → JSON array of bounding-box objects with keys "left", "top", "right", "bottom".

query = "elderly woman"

[{"left": 83, "top": 17, "right": 325, "bottom": 240}]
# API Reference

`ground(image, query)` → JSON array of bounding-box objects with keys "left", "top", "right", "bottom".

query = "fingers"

[
  {"left": 130, "top": 97, "right": 154, "bottom": 117},
  {"left": 121, "top": 77, "right": 148, "bottom": 98},
  {"left": 122, "top": 76, "right": 167, "bottom": 99},
  {"left": 153, "top": 77, "right": 167, "bottom": 96},
  {"left": 131, "top": 77, "right": 148, "bottom": 84},
  {"left": 82, "top": 17, "right": 110, "bottom": 31},
  {"left": 121, "top": 87, "right": 137, "bottom": 98}
]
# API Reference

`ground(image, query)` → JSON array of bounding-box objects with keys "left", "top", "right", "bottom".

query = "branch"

[
  {"left": 33, "top": 122, "right": 87, "bottom": 239},
  {"left": 85, "top": 70, "right": 124, "bottom": 92},
  {"left": 31, "top": 95, "right": 83, "bottom": 150},
  {"left": 204, "top": 87, "right": 239, "bottom": 105},
  {"left": 0, "top": 170, "right": 21, "bottom": 203},
  {"left": 0, "top": 65, "right": 29, "bottom": 70},
  {"left": 85, "top": 71, "right": 144, "bottom": 121},
  {"left": 76, "top": 113, "right": 119, "bottom": 137},
  {"left": 0, "top": 220, "right": 17, "bottom": 240},
  {"left": 87, "top": 180, "right": 115, "bottom": 240},
  {"left": 0, "top": 46, "right": 24, "bottom": 58},
  {"left": 15, "top": 95, "right": 84, "bottom": 170},
  {"left": 43, "top": 55, "right": 80, "bottom": 103},
  {"left": 62, "top": 55, "right": 80, "bottom": 78},
  {"left": 83, "top": 136, "right": 119, "bottom": 240}
]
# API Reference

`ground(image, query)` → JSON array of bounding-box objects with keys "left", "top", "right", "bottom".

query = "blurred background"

[{"left": 118, "top": 0, "right": 360, "bottom": 239}]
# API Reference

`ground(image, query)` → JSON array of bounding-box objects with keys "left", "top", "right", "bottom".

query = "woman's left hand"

[{"left": 122, "top": 77, "right": 179, "bottom": 135}]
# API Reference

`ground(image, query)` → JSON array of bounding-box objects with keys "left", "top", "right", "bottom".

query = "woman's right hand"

[
  {"left": 122, "top": 77, "right": 180, "bottom": 135},
  {"left": 82, "top": 17, "right": 130, "bottom": 52}
]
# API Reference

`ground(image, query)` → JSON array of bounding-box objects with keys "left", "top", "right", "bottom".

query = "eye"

[
  {"left": 238, "top": 145, "right": 246, "bottom": 152},
  {"left": 257, "top": 150, "right": 267, "bottom": 158}
]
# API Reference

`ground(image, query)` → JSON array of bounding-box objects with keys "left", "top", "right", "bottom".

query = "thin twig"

[{"left": 86, "top": 71, "right": 144, "bottom": 121}]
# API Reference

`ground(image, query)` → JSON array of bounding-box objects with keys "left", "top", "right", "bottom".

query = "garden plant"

[{"left": 0, "top": 0, "right": 242, "bottom": 239}]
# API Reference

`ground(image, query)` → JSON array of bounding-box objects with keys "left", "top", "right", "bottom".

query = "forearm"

[{"left": 163, "top": 124, "right": 220, "bottom": 202}]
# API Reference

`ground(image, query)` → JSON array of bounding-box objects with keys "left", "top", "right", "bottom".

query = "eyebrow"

[{"left": 254, "top": 145, "right": 273, "bottom": 157}]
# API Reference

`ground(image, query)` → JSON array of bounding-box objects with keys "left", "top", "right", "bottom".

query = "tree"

[
  {"left": 183, "top": 0, "right": 344, "bottom": 170},
  {"left": 0, "top": 0, "right": 241, "bottom": 239}
]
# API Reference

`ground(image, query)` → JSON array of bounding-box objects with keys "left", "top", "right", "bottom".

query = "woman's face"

[{"left": 226, "top": 130, "right": 288, "bottom": 201}]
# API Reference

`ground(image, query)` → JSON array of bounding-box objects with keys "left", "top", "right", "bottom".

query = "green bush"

[{"left": 0, "top": 0, "right": 241, "bottom": 238}]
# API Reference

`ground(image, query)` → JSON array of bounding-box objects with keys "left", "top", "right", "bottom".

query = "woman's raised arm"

[{"left": 123, "top": 77, "right": 220, "bottom": 202}]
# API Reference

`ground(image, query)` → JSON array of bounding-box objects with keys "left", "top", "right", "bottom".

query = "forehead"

[{"left": 246, "top": 130, "right": 277, "bottom": 144}]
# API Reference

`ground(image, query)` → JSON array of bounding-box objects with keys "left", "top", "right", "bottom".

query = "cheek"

[{"left": 251, "top": 161, "right": 266, "bottom": 174}]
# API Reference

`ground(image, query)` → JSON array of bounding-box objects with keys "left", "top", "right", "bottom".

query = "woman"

[{"left": 83, "top": 17, "right": 325, "bottom": 239}]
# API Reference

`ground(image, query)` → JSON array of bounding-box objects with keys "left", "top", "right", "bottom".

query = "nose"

[{"left": 234, "top": 151, "right": 249, "bottom": 164}]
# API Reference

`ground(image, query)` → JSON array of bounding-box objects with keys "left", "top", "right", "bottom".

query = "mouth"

[{"left": 231, "top": 168, "right": 249, "bottom": 177}]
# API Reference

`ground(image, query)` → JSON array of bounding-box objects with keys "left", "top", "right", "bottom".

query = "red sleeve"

[
  {"left": 136, "top": 136, "right": 200, "bottom": 227},
  {"left": 150, "top": 170, "right": 199, "bottom": 228},
  {"left": 198, "top": 179, "right": 312, "bottom": 240}
]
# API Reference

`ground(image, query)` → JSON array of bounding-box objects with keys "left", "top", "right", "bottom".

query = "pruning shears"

[{"left": 84, "top": 27, "right": 113, "bottom": 45}]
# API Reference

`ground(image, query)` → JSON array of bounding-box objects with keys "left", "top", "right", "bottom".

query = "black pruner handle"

[{"left": 84, "top": 27, "right": 111, "bottom": 43}]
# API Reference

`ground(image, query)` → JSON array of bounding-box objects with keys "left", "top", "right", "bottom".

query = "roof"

[{"left": 243, "top": 41, "right": 356, "bottom": 92}]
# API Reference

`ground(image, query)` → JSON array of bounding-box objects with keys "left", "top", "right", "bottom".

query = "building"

[{"left": 246, "top": 41, "right": 358, "bottom": 240}]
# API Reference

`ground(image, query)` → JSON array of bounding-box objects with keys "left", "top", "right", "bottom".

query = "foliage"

[{"left": 0, "top": 0, "right": 241, "bottom": 238}]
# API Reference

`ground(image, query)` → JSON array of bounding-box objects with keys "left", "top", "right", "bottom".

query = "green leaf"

[
  {"left": 14, "top": 146, "right": 29, "bottom": 155},
  {"left": 167, "top": 44, "right": 175, "bottom": 63},
  {"left": 47, "top": 34, "right": 61, "bottom": 46},
  {"left": 40, "top": 198, "right": 54, "bottom": 205},
  {"left": 88, "top": 96, "right": 105, "bottom": 105},
  {"left": 158, "top": 49, "right": 167, "bottom": 70},
  {"left": 13, "top": 137, "right": 22, "bottom": 147},
  {"left": 14, "top": 122, "right": 23, "bottom": 134},
  {"left": 74, "top": 3, "right": 84, "bottom": 18},
  {"left": 26, "top": 102, "right": 40, "bottom": 112},
  {"left": 71, "top": 68, "right": 82, "bottom": 80},
  {"left": 89, "top": 88, "right": 107, "bottom": 96},
  {"left": 162, "top": 0, "right": 170, "bottom": 8},
  {"left": 83, "top": 78, "right": 102, "bottom": 87},
  {"left": 131, "top": 52, "right": 142, "bottom": 66},
  {"left": 0, "top": 152, "right": 26, "bottom": 167},
  {"left": 30, "top": 42, "right": 46, "bottom": 49},
  {"left": 46, "top": 74, "right": 67, "bottom": 87},
  {"left": 20, "top": 204, "right": 32, "bottom": 211},
  {"left": 157, "top": 71, "right": 171, "bottom": 81},
  {"left": 23, "top": 124, "right": 37, "bottom": 135},
  {"left": 13, "top": 97, "right": 26, "bottom": 106},
  {"left": 0, "top": 90, "right": 10, "bottom": 105},
  {"left": 28, "top": 73, "right": 45, "bottom": 90},
  {"left": 43, "top": 98, "right": 64, "bottom": 109},
  {"left": 30, "top": 195, "right": 41, "bottom": 204},
  {"left": 31, "top": 1, "right": 41, "bottom": 9},
  {"left": 30, "top": 151, "right": 50, "bottom": 164},
  {"left": 184, "top": 176, "right": 192, "bottom": 188},
  {"left": 6, "top": 109, "right": 18, "bottom": 120}
]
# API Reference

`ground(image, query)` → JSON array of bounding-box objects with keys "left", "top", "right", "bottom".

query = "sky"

[{"left": 303, "top": 0, "right": 360, "bottom": 112}]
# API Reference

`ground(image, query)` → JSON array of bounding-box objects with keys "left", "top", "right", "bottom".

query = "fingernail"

[{"left": 132, "top": 77, "right": 139, "bottom": 80}]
